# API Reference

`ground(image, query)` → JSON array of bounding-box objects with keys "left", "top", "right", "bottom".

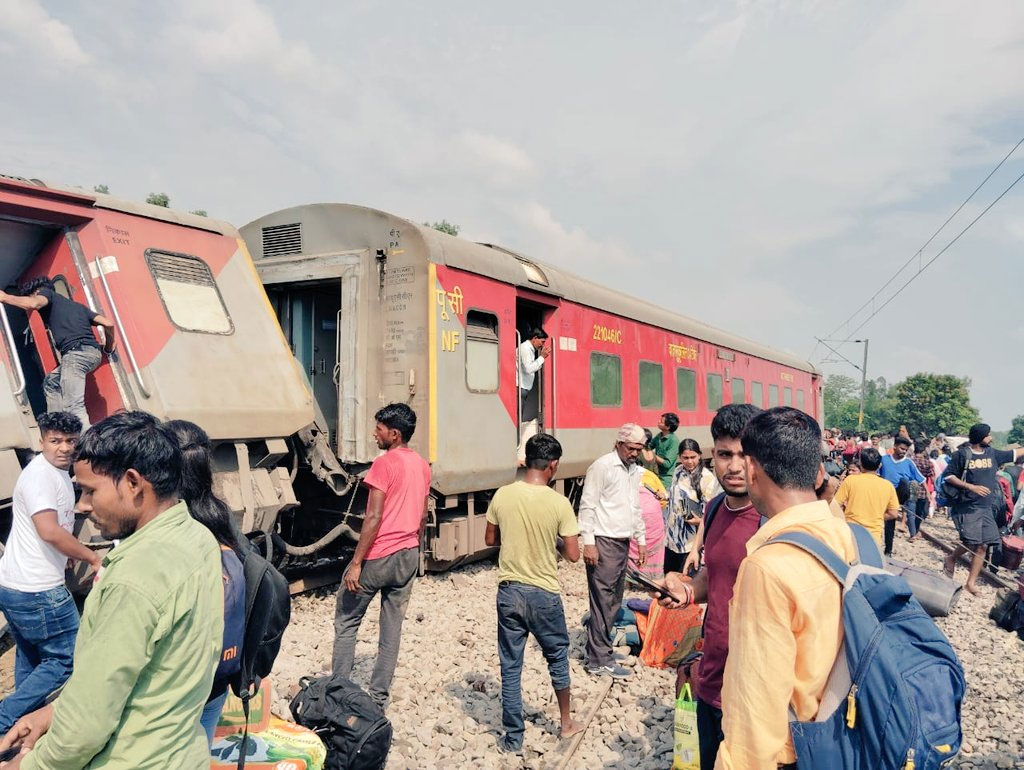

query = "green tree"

[
  {"left": 93, "top": 184, "right": 109, "bottom": 194},
  {"left": 424, "top": 219, "right": 460, "bottom": 236},
  {"left": 189, "top": 209, "right": 208, "bottom": 217},
  {"left": 1008, "top": 414, "right": 1024, "bottom": 445},
  {"left": 823, "top": 374, "right": 858, "bottom": 427},
  {"left": 890, "top": 373, "right": 980, "bottom": 437},
  {"left": 146, "top": 192, "right": 170, "bottom": 207}
]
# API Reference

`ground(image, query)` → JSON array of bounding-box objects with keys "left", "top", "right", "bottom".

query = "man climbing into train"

[
  {"left": 0, "top": 278, "right": 115, "bottom": 429},
  {"left": 485, "top": 433, "right": 584, "bottom": 756},
  {"left": 332, "top": 403, "right": 431, "bottom": 710}
]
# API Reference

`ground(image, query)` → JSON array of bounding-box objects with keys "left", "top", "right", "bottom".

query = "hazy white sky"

[{"left": 3, "top": 0, "right": 1023, "bottom": 425}]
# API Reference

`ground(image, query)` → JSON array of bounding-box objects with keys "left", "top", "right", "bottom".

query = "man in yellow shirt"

[
  {"left": 832, "top": 447, "right": 901, "bottom": 546},
  {"left": 716, "top": 407, "right": 858, "bottom": 770}
]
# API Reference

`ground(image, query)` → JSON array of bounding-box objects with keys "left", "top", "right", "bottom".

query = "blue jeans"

[
  {"left": 496, "top": 582, "right": 570, "bottom": 751},
  {"left": 908, "top": 497, "right": 928, "bottom": 537},
  {"left": 0, "top": 585, "right": 79, "bottom": 733},
  {"left": 200, "top": 689, "right": 228, "bottom": 746},
  {"left": 43, "top": 345, "right": 102, "bottom": 430}
]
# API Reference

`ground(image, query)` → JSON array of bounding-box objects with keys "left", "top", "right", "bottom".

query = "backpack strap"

[
  {"left": 761, "top": 531, "right": 851, "bottom": 584},
  {"left": 847, "top": 522, "right": 882, "bottom": 569},
  {"left": 701, "top": 493, "right": 726, "bottom": 542}
]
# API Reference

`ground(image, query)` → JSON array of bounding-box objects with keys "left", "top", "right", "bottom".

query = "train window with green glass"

[
  {"left": 676, "top": 368, "right": 696, "bottom": 411},
  {"left": 769, "top": 384, "right": 779, "bottom": 407},
  {"left": 797, "top": 389, "right": 805, "bottom": 411},
  {"left": 465, "top": 310, "right": 499, "bottom": 393},
  {"left": 639, "top": 361, "right": 663, "bottom": 409},
  {"left": 706, "top": 373, "right": 723, "bottom": 411},
  {"left": 590, "top": 352, "right": 622, "bottom": 407},
  {"left": 751, "top": 381, "right": 763, "bottom": 406},
  {"left": 731, "top": 377, "right": 745, "bottom": 405},
  {"left": 783, "top": 387, "right": 792, "bottom": 406}
]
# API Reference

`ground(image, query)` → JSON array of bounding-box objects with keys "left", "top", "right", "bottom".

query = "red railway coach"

[
  {"left": 0, "top": 175, "right": 317, "bottom": 587},
  {"left": 242, "top": 204, "right": 821, "bottom": 569}
]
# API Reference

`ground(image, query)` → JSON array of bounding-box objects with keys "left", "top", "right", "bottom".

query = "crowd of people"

[{"left": 0, "top": 397, "right": 1016, "bottom": 768}]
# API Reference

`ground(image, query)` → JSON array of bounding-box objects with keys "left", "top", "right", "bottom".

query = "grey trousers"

[
  {"left": 585, "top": 536, "right": 630, "bottom": 667},
  {"left": 43, "top": 346, "right": 102, "bottom": 429},
  {"left": 332, "top": 547, "right": 418, "bottom": 706}
]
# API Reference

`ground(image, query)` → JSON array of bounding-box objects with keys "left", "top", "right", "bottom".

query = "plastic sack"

[
  {"left": 637, "top": 601, "right": 703, "bottom": 669},
  {"left": 672, "top": 683, "right": 699, "bottom": 770},
  {"left": 215, "top": 679, "right": 272, "bottom": 738},
  {"left": 210, "top": 716, "right": 327, "bottom": 770}
]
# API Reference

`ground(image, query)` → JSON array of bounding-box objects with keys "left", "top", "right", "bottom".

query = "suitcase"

[{"left": 999, "top": 535, "right": 1024, "bottom": 570}]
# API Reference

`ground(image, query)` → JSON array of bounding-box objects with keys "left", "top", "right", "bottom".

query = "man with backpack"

[
  {"left": 658, "top": 403, "right": 762, "bottom": 770},
  {"left": 332, "top": 404, "right": 431, "bottom": 710},
  {"left": 714, "top": 408, "right": 964, "bottom": 770}
]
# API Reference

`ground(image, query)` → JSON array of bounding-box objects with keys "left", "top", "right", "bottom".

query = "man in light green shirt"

[
  {"left": 649, "top": 412, "right": 681, "bottom": 489},
  {"left": 0, "top": 412, "right": 223, "bottom": 770}
]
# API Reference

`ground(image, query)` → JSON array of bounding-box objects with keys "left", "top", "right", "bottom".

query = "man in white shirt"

[
  {"left": 0, "top": 412, "right": 99, "bottom": 733},
  {"left": 517, "top": 328, "right": 550, "bottom": 421},
  {"left": 579, "top": 423, "right": 647, "bottom": 679}
]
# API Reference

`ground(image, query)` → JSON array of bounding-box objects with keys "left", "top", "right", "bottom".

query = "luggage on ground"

[
  {"left": 989, "top": 589, "right": 1021, "bottom": 632},
  {"left": 999, "top": 535, "right": 1024, "bottom": 570},
  {"left": 760, "top": 523, "right": 965, "bottom": 770},
  {"left": 884, "top": 558, "right": 962, "bottom": 617},
  {"left": 290, "top": 674, "right": 392, "bottom": 770},
  {"left": 635, "top": 601, "right": 703, "bottom": 670},
  {"left": 211, "top": 717, "right": 327, "bottom": 770}
]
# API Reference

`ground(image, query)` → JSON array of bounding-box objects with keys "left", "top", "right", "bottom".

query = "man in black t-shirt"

[
  {"left": 942, "top": 423, "right": 1024, "bottom": 594},
  {"left": 0, "top": 278, "right": 115, "bottom": 428}
]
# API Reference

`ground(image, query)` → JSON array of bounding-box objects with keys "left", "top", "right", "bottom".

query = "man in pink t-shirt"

[
  {"left": 659, "top": 403, "right": 763, "bottom": 770},
  {"left": 332, "top": 403, "right": 431, "bottom": 709}
]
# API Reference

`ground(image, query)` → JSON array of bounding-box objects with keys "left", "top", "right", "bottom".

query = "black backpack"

[
  {"left": 228, "top": 546, "right": 291, "bottom": 769},
  {"left": 290, "top": 674, "right": 393, "bottom": 770}
]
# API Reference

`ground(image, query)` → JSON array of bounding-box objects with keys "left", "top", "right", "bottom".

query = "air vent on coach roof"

[{"left": 262, "top": 222, "right": 302, "bottom": 257}]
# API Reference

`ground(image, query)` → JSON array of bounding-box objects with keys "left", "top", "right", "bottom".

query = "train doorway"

[
  {"left": 515, "top": 297, "right": 556, "bottom": 446},
  {"left": 267, "top": 281, "right": 341, "bottom": 450}
]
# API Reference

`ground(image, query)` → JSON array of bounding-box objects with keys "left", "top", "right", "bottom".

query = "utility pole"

[{"left": 857, "top": 339, "right": 869, "bottom": 432}]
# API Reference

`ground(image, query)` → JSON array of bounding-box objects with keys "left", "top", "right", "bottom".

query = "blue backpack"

[{"left": 762, "top": 524, "right": 965, "bottom": 770}]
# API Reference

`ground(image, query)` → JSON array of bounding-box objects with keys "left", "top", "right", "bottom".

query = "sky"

[{"left": 2, "top": 0, "right": 1023, "bottom": 426}]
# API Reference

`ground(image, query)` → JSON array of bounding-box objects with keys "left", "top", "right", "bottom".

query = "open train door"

[{"left": 514, "top": 290, "right": 561, "bottom": 449}]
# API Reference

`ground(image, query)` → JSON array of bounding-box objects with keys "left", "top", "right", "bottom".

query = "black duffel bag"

[{"left": 290, "top": 674, "right": 392, "bottom": 770}]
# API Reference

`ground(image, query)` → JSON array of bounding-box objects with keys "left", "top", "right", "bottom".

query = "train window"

[
  {"left": 638, "top": 361, "right": 663, "bottom": 409},
  {"left": 706, "top": 373, "right": 723, "bottom": 411},
  {"left": 676, "top": 368, "right": 696, "bottom": 411},
  {"left": 465, "top": 310, "right": 499, "bottom": 393},
  {"left": 590, "top": 352, "right": 622, "bottom": 407},
  {"left": 751, "top": 381, "right": 763, "bottom": 406},
  {"left": 769, "top": 384, "right": 779, "bottom": 407},
  {"left": 797, "top": 389, "right": 805, "bottom": 411},
  {"left": 731, "top": 377, "right": 745, "bottom": 405},
  {"left": 783, "top": 387, "right": 793, "bottom": 406},
  {"left": 145, "top": 250, "right": 233, "bottom": 335}
]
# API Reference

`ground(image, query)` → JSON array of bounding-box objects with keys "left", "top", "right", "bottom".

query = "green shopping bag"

[{"left": 672, "top": 683, "right": 700, "bottom": 770}]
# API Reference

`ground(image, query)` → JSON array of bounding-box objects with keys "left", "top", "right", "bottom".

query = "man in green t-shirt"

[
  {"left": 485, "top": 434, "right": 584, "bottom": 756},
  {"left": 650, "top": 412, "right": 680, "bottom": 488}
]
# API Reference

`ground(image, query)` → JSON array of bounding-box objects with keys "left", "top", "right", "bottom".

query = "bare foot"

[
  {"left": 942, "top": 556, "right": 955, "bottom": 578},
  {"left": 964, "top": 583, "right": 981, "bottom": 596},
  {"left": 560, "top": 719, "right": 585, "bottom": 739}
]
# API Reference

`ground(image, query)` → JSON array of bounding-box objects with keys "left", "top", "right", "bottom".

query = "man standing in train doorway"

[
  {"left": 0, "top": 278, "right": 115, "bottom": 429},
  {"left": 516, "top": 328, "right": 551, "bottom": 466},
  {"left": 333, "top": 403, "right": 431, "bottom": 710}
]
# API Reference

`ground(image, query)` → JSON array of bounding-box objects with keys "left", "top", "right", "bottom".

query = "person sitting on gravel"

[
  {"left": 942, "top": 423, "right": 1024, "bottom": 595},
  {"left": 484, "top": 433, "right": 584, "bottom": 756},
  {"left": 332, "top": 403, "right": 431, "bottom": 710},
  {"left": 657, "top": 403, "right": 762, "bottom": 770},
  {"left": 579, "top": 423, "right": 647, "bottom": 680},
  {"left": 715, "top": 407, "right": 857, "bottom": 770},
  {"left": 832, "top": 448, "right": 900, "bottom": 548}
]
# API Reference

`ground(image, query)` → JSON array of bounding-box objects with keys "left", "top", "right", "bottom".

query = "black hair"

[
  {"left": 164, "top": 420, "right": 245, "bottom": 557},
  {"left": 525, "top": 433, "right": 563, "bottom": 470},
  {"left": 661, "top": 412, "right": 680, "bottom": 433},
  {"left": 37, "top": 411, "right": 82, "bottom": 437},
  {"left": 859, "top": 447, "right": 882, "bottom": 472},
  {"left": 914, "top": 440, "right": 928, "bottom": 454},
  {"left": 929, "top": 449, "right": 939, "bottom": 459},
  {"left": 740, "top": 407, "right": 821, "bottom": 490},
  {"left": 375, "top": 403, "right": 417, "bottom": 442},
  {"left": 678, "top": 438, "right": 702, "bottom": 457},
  {"left": 19, "top": 276, "right": 54, "bottom": 296},
  {"left": 893, "top": 436, "right": 912, "bottom": 448},
  {"left": 643, "top": 427, "right": 654, "bottom": 449},
  {"left": 74, "top": 411, "right": 181, "bottom": 499},
  {"left": 528, "top": 328, "right": 549, "bottom": 340},
  {"left": 859, "top": 433, "right": 869, "bottom": 441},
  {"left": 711, "top": 403, "right": 763, "bottom": 442},
  {"left": 1016, "top": 455, "right": 1024, "bottom": 466}
]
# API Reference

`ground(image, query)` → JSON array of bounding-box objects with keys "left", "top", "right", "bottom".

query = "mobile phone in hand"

[{"left": 0, "top": 747, "right": 22, "bottom": 762}]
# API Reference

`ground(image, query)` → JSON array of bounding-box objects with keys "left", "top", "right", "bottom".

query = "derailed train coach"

[
  {"left": 0, "top": 175, "right": 325, "bottom": 590},
  {"left": 241, "top": 203, "right": 822, "bottom": 570}
]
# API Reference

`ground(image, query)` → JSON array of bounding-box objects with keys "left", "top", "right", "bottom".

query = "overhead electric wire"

[{"left": 814, "top": 133, "right": 1024, "bottom": 359}]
